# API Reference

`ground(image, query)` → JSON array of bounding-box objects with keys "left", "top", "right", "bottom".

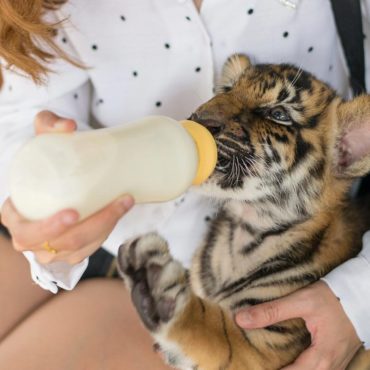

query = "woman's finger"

[
  {"left": 235, "top": 289, "right": 312, "bottom": 329},
  {"left": 1, "top": 199, "right": 79, "bottom": 250},
  {"left": 34, "top": 110, "right": 77, "bottom": 134},
  {"left": 34, "top": 196, "right": 133, "bottom": 264},
  {"left": 34, "top": 226, "right": 110, "bottom": 265},
  {"left": 47, "top": 195, "right": 134, "bottom": 253},
  {"left": 64, "top": 239, "right": 107, "bottom": 266},
  {"left": 3, "top": 193, "right": 133, "bottom": 253},
  {"left": 34, "top": 241, "right": 101, "bottom": 265}
]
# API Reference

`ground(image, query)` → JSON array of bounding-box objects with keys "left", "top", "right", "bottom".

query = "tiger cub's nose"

[{"left": 189, "top": 112, "right": 225, "bottom": 136}]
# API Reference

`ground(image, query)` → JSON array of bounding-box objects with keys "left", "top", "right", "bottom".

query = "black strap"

[
  {"left": 330, "top": 0, "right": 366, "bottom": 95},
  {"left": 0, "top": 222, "right": 10, "bottom": 238},
  {"left": 81, "top": 248, "right": 119, "bottom": 280}
]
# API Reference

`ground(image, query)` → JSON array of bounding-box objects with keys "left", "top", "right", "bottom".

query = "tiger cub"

[{"left": 118, "top": 55, "right": 370, "bottom": 370}]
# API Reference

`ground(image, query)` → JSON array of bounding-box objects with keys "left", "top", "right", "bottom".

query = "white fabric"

[
  {"left": 322, "top": 231, "right": 370, "bottom": 349},
  {"left": 1, "top": 0, "right": 370, "bottom": 347},
  {"left": 23, "top": 251, "right": 89, "bottom": 294}
]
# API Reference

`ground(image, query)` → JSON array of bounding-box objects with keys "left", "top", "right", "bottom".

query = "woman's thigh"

[
  {"left": 0, "top": 278, "right": 170, "bottom": 370},
  {"left": 0, "top": 234, "right": 52, "bottom": 341}
]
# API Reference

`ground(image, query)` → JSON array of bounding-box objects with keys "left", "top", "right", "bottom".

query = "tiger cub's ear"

[
  {"left": 334, "top": 95, "right": 370, "bottom": 178},
  {"left": 217, "top": 54, "right": 252, "bottom": 93}
]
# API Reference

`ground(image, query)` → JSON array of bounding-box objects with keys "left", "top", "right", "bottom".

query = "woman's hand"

[
  {"left": 235, "top": 281, "right": 362, "bottom": 370},
  {"left": 1, "top": 111, "right": 134, "bottom": 265}
]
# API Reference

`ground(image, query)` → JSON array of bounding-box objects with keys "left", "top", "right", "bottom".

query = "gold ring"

[{"left": 42, "top": 241, "right": 58, "bottom": 254}]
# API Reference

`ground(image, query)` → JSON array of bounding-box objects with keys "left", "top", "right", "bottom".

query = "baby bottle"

[{"left": 9, "top": 116, "right": 217, "bottom": 221}]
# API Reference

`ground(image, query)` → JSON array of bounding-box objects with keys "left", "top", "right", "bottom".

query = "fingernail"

[
  {"left": 54, "top": 122, "right": 67, "bottom": 131},
  {"left": 118, "top": 195, "right": 134, "bottom": 211},
  {"left": 236, "top": 311, "right": 253, "bottom": 327},
  {"left": 54, "top": 120, "right": 75, "bottom": 132},
  {"left": 61, "top": 212, "right": 79, "bottom": 225}
]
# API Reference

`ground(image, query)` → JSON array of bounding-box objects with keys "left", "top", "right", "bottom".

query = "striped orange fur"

[{"left": 118, "top": 55, "right": 370, "bottom": 370}]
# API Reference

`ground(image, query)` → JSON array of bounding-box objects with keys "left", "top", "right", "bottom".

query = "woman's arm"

[{"left": 0, "top": 26, "right": 134, "bottom": 293}]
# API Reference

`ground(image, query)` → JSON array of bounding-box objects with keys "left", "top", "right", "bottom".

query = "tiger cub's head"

[{"left": 192, "top": 55, "right": 370, "bottom": 216}]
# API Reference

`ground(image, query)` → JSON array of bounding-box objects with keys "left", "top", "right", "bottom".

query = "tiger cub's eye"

[{"left": 269, "top": 106, "right": 292, "bottom": 125}]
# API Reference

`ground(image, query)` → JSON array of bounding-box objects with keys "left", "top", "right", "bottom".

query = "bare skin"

[
  {"left": 0, "top": 236, "right": 170, "bottom": 370},
  {"left": 0, "top": 234, "right": 51, "bottom": 341}
]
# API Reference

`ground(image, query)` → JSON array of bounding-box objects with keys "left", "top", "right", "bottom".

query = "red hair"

[{"left": 0, "top": 0, "right": 81, "bottom": 87}]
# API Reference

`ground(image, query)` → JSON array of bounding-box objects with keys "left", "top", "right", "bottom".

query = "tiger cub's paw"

[{"left": 118, "top": 232, "right": 190, "bottom": 332}]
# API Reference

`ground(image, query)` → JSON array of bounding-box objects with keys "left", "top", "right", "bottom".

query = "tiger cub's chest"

[{"left": 191, "top": 204, "right": 289, "bottom": 304}]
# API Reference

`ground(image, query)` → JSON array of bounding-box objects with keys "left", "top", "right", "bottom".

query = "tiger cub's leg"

[{"left": 118, "top": 233, "right": 265, "bottom": 370}]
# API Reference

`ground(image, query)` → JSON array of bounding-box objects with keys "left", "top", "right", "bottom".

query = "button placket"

[{"left": 185, "top": 0, "right": 214, "bottom": 94}]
